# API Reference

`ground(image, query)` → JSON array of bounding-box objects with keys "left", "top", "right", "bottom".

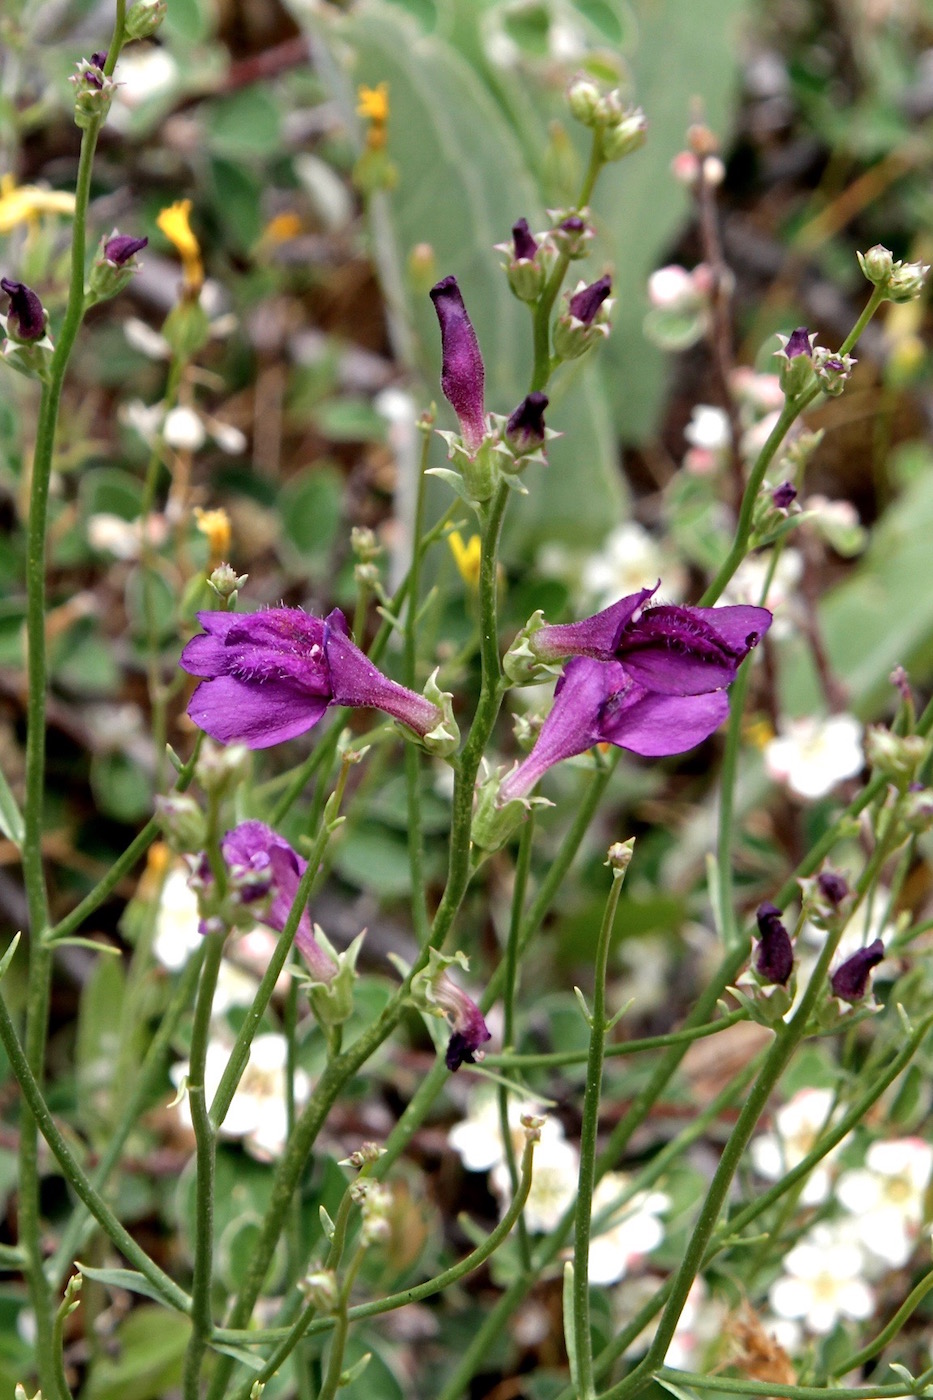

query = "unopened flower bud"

[
  {"left": 754, "top": 902, "right": 794, "bottom": 985},
  {"left": 429, "top": 276, "right": 486, "bottom": 451},
  {"left": 831, "top": 939, "right": 885, "bottom": 1003},
  {"left": 858, "top": 244, "right": 895, "bottom": 285},
  {"left": 886, "top": 260, "right": 930, "bottom": 303},
  {"left": 87, "top": 232, "right": 148, "bottom": 303},
  {"left": 194, "top": 738, "right": 250, "bottom": 795},
  {"left": 775, "top": 327, "right": 816, "bottom": 396},
  {"left": 601, "top": 106, "right": 647, "bottom": 161},
  {"left": 504, "top": 392, "right": 548, "bottom": 456},
  {"left": 1, "top": 278, "right": 46, "bottom": 341},
  {"left": 350, "top": 525, "right": 381, "bottom": 562},
  {"left": 812, "top": 347, "right": 856, "bottom": 396},
  {"left": 817, "top": 869, "right": 849, "bottom": 906},
  {"left": 553, "top": 275, "right": 613, "bottom": 359},
  {"left": 155, "top": 794, "right": 207, "bottom": 853},
  {"left": 340, "top": 1141, "right": 386, "bottom": 1169},
  {"left": 865, "top": 726, "right": 926, "bottom": 784},
  {"left": 124, "top": 0, "right": 168, "bottom": 39},
  {"left": 605, "top": 838, "right": 635, "bottom": 875},
  {"left": 207, "top": 563, "right": 248, "bottom": 599},
  {"left": 549, "top": 211, "right": 592, "bottom": 260},
  {"left": 299, "top": 1269, "right": 338, "bottom": 1313},
  {"left": 772, "top": 481, "right": 797, "bottom": 510},
  {"left": 356, "top": 1181, "right": 393, "bottom": 1246},
  {"left": 497, "top": 217, "right": 547, "bottom": 302},
  {"left": 567, "top": 73, "right": 603, "bottom": 126},
  {"left": 71, "top": 56, "right": 115, "bottom": 129}
]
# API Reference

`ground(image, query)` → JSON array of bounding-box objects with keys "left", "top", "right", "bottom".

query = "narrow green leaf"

[{"left": 76, "top": 1263, "right": 173, "bottom": 1307}]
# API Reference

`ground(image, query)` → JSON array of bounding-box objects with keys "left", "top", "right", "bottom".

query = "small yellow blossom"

[
  {"left": 138, "top": 839, "right": 172, "bottom": 900},
  {"left": 744, "top": 716, "right": 775, "bottom": 750},
  {"left": 357, "top": 83, "right": 389, "bottom": 152},
  {"left": 156, "top": 199, "right": 204, "bottom": 292},
  {"left": 0, "top": 174, "right": 76, "bottom": 234},
  {"left": 261, "top": 211, "right": 303, "bottom": 245},
  {"left": 194, "top": 506, "right": 232, "bottom": 564},
  {"left": 448, "top": 530, "right": 482, "bottom": 590}
]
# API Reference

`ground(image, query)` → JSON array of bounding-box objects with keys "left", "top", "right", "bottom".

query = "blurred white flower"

[
  {"left": 685, "top": 405, "right": 730, "bottom": 452},
  {"left": 730, "top": 367, "right": 784, "bottom": 417},
  {"left": 720, "top": 548, "right": 802, "bottom": 636},
  {"left": 450, "top": 1092, "right": 579, "bottom": 1232},
  {"left": 153, "top": 864, "right": 203, "bottom": 972},
  {"left": 647, "top": 264, "right": 712, "bottom": 311},
  {"left": 740, "top": 409, "right": 781, "bottom": 462},
  {"left": 87, "top": 511, "right": 167, "bottom": 560},
  {"left": 617, "top": 1275, "right": 724, "bottom": 1369},
  {"left": 765, "top": 715, "right": 864, "bottom": 800},
  {"left": 837, "top": 1138, "right": 933, "bottom": 1268},
  {"left": 109, "top": 47, "right": 179, "bottom": 127},
  {"left": 769, "top": 1222, "right": 874, "bottom": 1334},
  {"left": 587, "top": 1173, "right": 669, "bottom": 1285},
  {"left": 173, "top": 1032, "right": 309, "bottom": 1161},
  {"left": 581, "top": 523, "right": 686, "bottom": 609},
  {"left": 750, "top": 1088, "right": 843, "bottom": 1205},
  {"left": 164, "top": 405, "right": 206, "bottom": 451}
]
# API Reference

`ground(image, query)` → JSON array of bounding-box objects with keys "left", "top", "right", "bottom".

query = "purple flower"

[
  {"left": 568, "top": 275, "right": 612, "bottom": 326},
  {"left": 221, "top": 820, "right": 335, "bottom": 982},
  {"left": 817, "top": 869, "right": 849, "bottom": 906},
  {"left": 772, "top": 481, "right": 797, "bottom": 510},
  {"left": 1, "top": 278, "right": 46, "bottom": 341},
  {"left": 499, "top": 657, "right": 729, "bottom": 802},
  {"left": 440, "top": 977, "right": 492, "bottom": 1069},
  {"left": 830, "top": 940, "right": 885, "bottom": 1003},
  {"left": 505, "top": 392, "right": 548, "bottom": 454},
  {"left": 530, "top": 585, "right": 771, "bottom": 696},
  {"left": 180, "top": 606, "right": 442, "bottom": 749},
  {"left": 784, "top": 327, "right": 812, "bottom": 359},
  {"left": 429, "top": 275, "right": 486, "bottom": 450},
  {"left": 105, "top": 233, "right": 148, "bottom": 266},
  {"left": 512, "top": 218, "right": 538, "bottom": 262},
  {"left": 754, "top": 902, "right": 794, "bottom": 985}
]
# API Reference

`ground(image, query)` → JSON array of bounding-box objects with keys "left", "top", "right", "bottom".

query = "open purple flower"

[
  {"left": 181, "top": 606, "right": 442, "bottom": 749},
  {"left": 754, "top": 902, "right": 794, "bottom": 985},
  {"left": 830, "top": 940, "right": 885, "bottom": 1003},
  {"left": 499, "top": 657, "right": 729, "bottom": 802},
  {"left": 429, "top": 275, "right": 486, "bottom": 449},
  {"left": 1, "top": 278, "right": 46, "bottom": 341},
  {"left": 222, "top": 820, "right": 336, "bottom": 982},
  {"left": 530, "top": 585, "right": 771, "bottom": 696}
]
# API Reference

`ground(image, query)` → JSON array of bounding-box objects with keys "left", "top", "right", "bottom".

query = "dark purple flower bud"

[
  {"left": 568, "top": 274, "right": 612, "bottom": 326},
  {"left": 772, "top": 481, "right": 797, "bottom": 510},
  {"left": 830, "top": 939, "right": 885, "bottom": 1003},
  {"left": 180, "top": 605, "right": 442, "bottom": 749},
  {"left": 432, "top": 974, "right": 491, "bottom": 1070},
  {"left": 429, "top": 275, "right": 486, "bottom": 450},
  {"left": 1, "top": 278, "right": 46, "bottom": 341},
  {"left": 817, "top": 870, "right": 848, "bottom": 906},
  {"left": 512, "top": 218, "right": 538, "bottom": 262},
  {"left": 784, "top": 327, "right": 812, "bottom": 359},
  {"left": 531, "top": 585, "right": 771, "bottom": 696},
  {"left": 91, "top": 50, "right": 109, "bottom": 68},
  {"left": 499, "top": 657, "right": 730, "bottom": 802},
  {"left": 505, "top": 392, "right": 548, "bottom": 454},
  {"left": 560, "top": 215, "right": 586, "bottom": 236},
  {"left": 754, "top": 902, "right": 794, "bottom": 985},
  {"left": 104, "top": 233, "right": 148, "bottom": 266}
]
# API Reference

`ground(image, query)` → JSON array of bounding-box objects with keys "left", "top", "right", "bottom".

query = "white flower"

[
  {"left": 587, "top": 1173, "right": 669, "bottom": 1285},
  {"left": 163, "top": 406, "right": 207, "bottom": 452},
  {"left": 720, "top": 548, "right": 802, "bottom": 636},
  {"left": 450, "top": 1092, "right": 579, "bottom": 1232},
  {"left": 765, "top": 714, "right": 864, "bottom": 800},
  {"left": 837, "top": 1138, "right": 933, "bottom": 1268},
  {"left": 685, "top": 405, "right": 730, "bottom": 452},
  {"left": 750, "top": 1088, "right": 843, "bottom": 1205},
  {"left": 153, "top": 865, "right": 203, "bottom": 971},
  {"left": 769, "top": 1222, "right": 875, "bottom": 1334},
  {"left": 87, "top": 512, "right": 141, "bottom": 560},
  {"left": 617, "top": 1275, "right": 724, "bottom": 1369},
  {"left": 730, "top": 367, "right": 784, "bottom": 417},
  {"left": 172, "top": 1032, "right": 309, "bottom": 1161},
  {"left": 647, "top": 265, "right": 698, "bottom": 311},
  {"left": 581, "top": 523, "right": 686, "bottom": 609},
  {"left": 109, "top": 46, "right": 179, "bottom": 127}
]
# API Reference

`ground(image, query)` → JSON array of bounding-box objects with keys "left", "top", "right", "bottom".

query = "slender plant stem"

[
  {"left": 715, "top": 658, "right": 753, "bottom": 950},
  {"left": 316, "top": 1249, "right": 364, "bottom": 1400},
  {"left": 572, "top": 856, "right": 627, "bottom": 1400},
  {"left": 484, "top": 1010, "right": 748, "bottom": 1068},
  {"left": 657, "top": 1371, "right": 913, "bottom": 1400}
]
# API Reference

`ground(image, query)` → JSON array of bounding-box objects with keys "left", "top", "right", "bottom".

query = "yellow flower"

[
  {"left": 194, "top": 506, "right": 232, "bottom": 564},
  {"left": 156, "top": 199, "right": 204, "bottom": 292},
  {"left": 261, "top": 211, "right": 303, "bottom": 245},
  {"left": 357, "top": 83, "right": 389, "bottom": 123},
  {"left": 0, "top": 173, "right": 76, "bottom": 234},
  {"left": 744, "top": 716, "right": 775, "bottom": 750},
  {"left": 448, "top": 530, "right": 482, "bottom": 590}
]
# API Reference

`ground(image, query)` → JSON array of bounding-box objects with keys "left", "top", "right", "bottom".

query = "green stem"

[
  {"left": 181, "top": 927, "right": 226, "bottom": 1399},
  {"left": 497, "top": 813, "right": 535, "bottom": 1267},
  {"left": 316, "top": 1249, "right": 364, "bottom": 1400},
  {"left": 658, "top": 1372, "right": 911, "bottom": 1400},
  {"left": 483, "top": 1010, "right": 748, "bottom": 1069},
  {"left": 573, "top": 858, "right": 627, "bottom": 1400},
  {"left": 835, "top": 1267, "right": 933, "bottom": 1378},
  {"left": 715, "top": 658, "right": 753, "bottom": 950}
]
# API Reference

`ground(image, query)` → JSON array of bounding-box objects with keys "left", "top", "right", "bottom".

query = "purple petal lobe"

[
  {"left": 831, "top": 940, "right": 885, "bottom": 1003},
  {"left": 772, "top": 481, "right": 797, "bottom": 510},
  {"left": 533, "top": 587, "right": 659, "bottom": 663},
  {"left": 429, "top": 275, "right": 486, "bottom": 449},
  {"left": 817, "top": 870, "right": 848, "bottom": 906},
  {"left": 186, "top": 676, "right": 328, "bottom": 748},
  {"left": 597, "top": 686, "right": 729, "bottom": 757},
  {"left": 784, "top": 327, "right": 812, "bottom": 359},
  {"left": 105, "top": 233, "right": 148, "bottom": 265},
  {"left": 568, "top": 275, "right": 612, "bottom": 326},
  {"left": 512, "top": 217, "right": 538, "bottom": 261},
  {"left": 618, "top": 603, "right": 770, "bottom": 695},
  {"left": 505, "top": 392, "right": 548, "bottom": 452}
]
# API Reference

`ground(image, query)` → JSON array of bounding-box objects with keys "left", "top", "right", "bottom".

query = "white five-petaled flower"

[
  {"left": 172, "top": 1032, "right": 309, "bottom": 1161},
  {"left": 837, "top": 1138, "right": 933, "bottom": 1268},
  {"left": 769, "top": 1222, "right": 875, "bottom": 1334},
  {"left": 587, "top": 1173, "right": 669, "bottom": 1285},
  {"left": 764, "top": 714, "right": 864, "bottom": 800},
  {"left": 750, "top": 1087, "right": 844, "bottom": 1205}
]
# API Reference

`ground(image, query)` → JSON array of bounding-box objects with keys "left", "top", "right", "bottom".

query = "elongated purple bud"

[
  {"left": 830, "top": 939, "right": 884, "bottom": 1002},
  {"left": 1, "top": 278, "right": 46, "bottom": 341},
  {"left": 505, "top": 392, "right": 548, "bottom": 454},
  {"left": 754, "top": 902, "right": 794, "bottom": 985},
  {"left": 429, "top": 275, "right": 486, "bottom": 450},
  {"left": 568, "top": 274, "right": 612, "bottom": 325},
  {"left": 104, "top": 233, "right": 148, "bottom": 266},
  {"left": 512, "top": 217, "right": 538, "bottom": 261}
]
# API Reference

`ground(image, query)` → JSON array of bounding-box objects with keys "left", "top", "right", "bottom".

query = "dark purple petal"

[
  {"left": 784, "top": 327, "right": 812, "bottom": 359},
  {"left": 446, "top": 1025, "right": 490, "bottom": 1071},
  {"left": 187, "top": 675, "right": 329, "bottom": 748},
  {"left": 533, "top": 588, "right": 658, "bottom": 663},
  {"left": 105, "top": 233, "right": 148, "bottom": 265},
  {"left": 772, "top": 481, "right": 797, "bottom": 510},
  {"left": 568, "top": 275, "right": 612, "bottom": 326},
  {"left": 512, "top": 217, "right": 538, "bottom": 261},
  {"left": 429, "top": 275, "right": 486, "bottom": 450},
  {"left": 754, "top": 902, "right": 794, "bottom": 985},
  {"left": 831, "top": 940, "right": 885, "bottom": 1003},
  {"left": 505, "top": 392, "right": 548, "bottom": 453},
  {"left": 90, "top": 50, "right": 109, "bottom": 68},
  {"left": 560, "top": 215, "right": 586, "bottom": 235},
  {"left": 323, "top": 614, "right": 441, "bottom": 737},
  {"left": 597, "top": 685, "right": 729, "bottom": 757},
  {"left": 1, "top": 278, "right": 45, "bottom": 341},
  {"left": 817, "top": 870, "right": 849, "bottom": 906}
]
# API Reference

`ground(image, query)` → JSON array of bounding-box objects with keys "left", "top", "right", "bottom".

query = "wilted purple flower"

[
  {"left": 784, "top": 327, "right": 812, "bottom": 359},
  {"left": 772, "top": 481, "right": 797, "bottom": 510},
  {"left": 512, "top": 218, "right": 538, "bottom": 262},
  {"left": 530, "top": 585, "right": 771, "bottom": 696},
  {"left": 180, "top": 606, "right": 442, "bottom": 749},
  {"left": 436, "top": 974, "right": 492, "bottom": 1070},
  {"left": 221, "top": 820, "right": 336, "bottom": 982},
  {"left": 104, "top": 233, "right": 148, "bottom": 266},
  {"left": 429, "top": 275, "right": 486, "bottom": 449},
  {"left": 754, "top": 902, "right": 794, "bottom": 985},
  {"left": 1, "top": 278, "right": 46, "bottom": 341},
  {"left": 568, "top": 274, "right": 612, "bottom": 326},
  {"left": 830, "top": 939, "right": 885, "bottom": 1003},
  {"left": 817, "top": 869, "right": 849, "bottom": 906},
  {"left": 499, "top": 657, "right": 729, "bottom": 802},
  {"left": 505, "top": 392, "right": 548, "bottom": 454}
]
